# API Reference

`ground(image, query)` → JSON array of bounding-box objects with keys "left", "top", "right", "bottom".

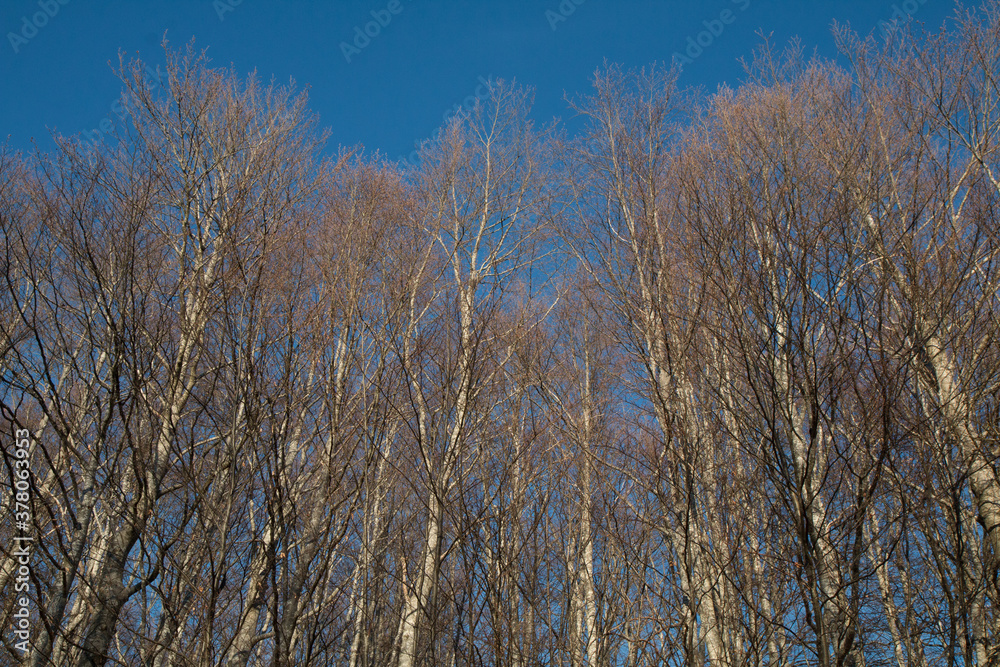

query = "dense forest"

[{"left": 2, "top": 4, "right": 1000, "bottom": 666}]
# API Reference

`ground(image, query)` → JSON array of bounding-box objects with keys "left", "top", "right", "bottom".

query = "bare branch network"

[{"left": 2, "top": 4, "right": 1000, "bottom": 666}]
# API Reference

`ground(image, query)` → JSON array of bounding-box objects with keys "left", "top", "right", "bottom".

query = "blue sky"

[{"left": 1, "top": 0, "right": 954, "bottom": 163}]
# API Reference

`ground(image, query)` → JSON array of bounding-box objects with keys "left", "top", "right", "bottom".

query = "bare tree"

[{"left": 7, "top": 9, "right": 1000, "bottom": 665}]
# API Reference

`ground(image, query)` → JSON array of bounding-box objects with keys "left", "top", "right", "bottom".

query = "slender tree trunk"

[{"left": 397, "top": 491, "right": 444, "bottom": 667}]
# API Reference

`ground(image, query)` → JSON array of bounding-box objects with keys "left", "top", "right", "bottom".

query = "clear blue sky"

[{"left": 1, "top": 0, "right": 954, "bottom": 163}]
